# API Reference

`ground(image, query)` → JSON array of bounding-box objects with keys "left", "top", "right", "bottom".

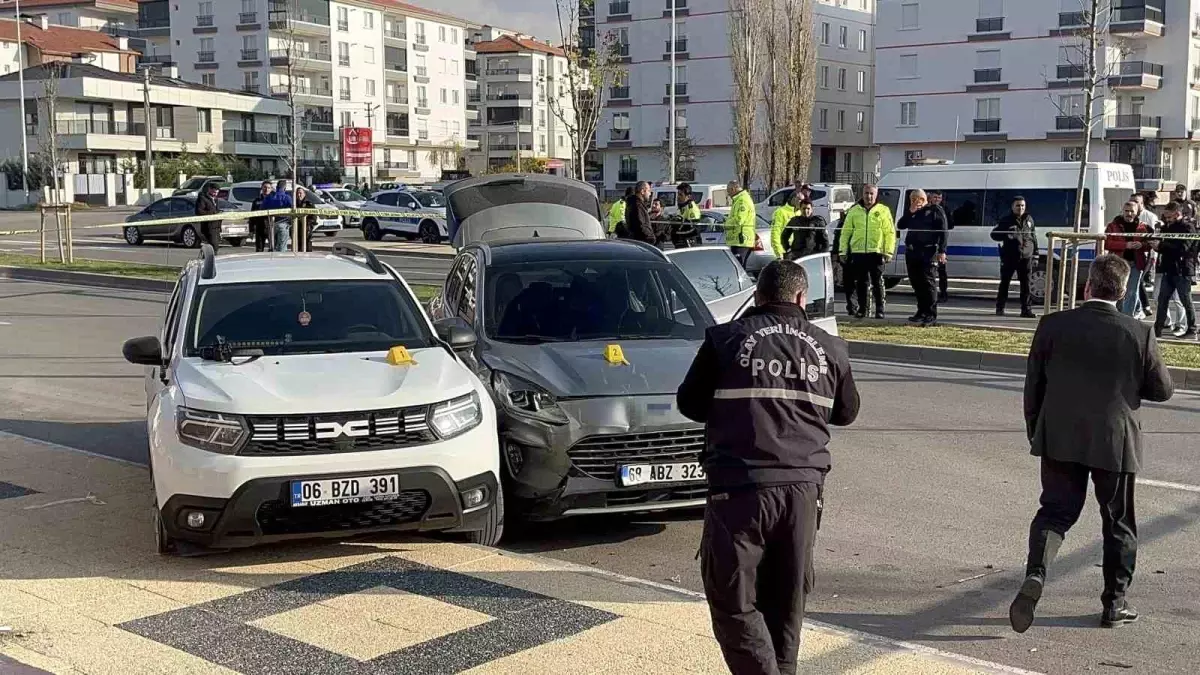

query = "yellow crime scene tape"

[{"left": 0, "top": 208, "right": 437, "bottom": 238}]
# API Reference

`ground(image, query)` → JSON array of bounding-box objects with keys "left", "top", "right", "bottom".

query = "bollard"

[{"left": 1043, "top": 234, "right": 1056, "bottom": 316}]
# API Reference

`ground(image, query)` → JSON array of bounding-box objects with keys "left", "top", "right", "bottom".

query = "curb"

[
  {"left": 848, "top": 340, "right": 1200, "bottom": 391},
  {"left": 0, "top": 266, "right": 173, "bottom": 293}
]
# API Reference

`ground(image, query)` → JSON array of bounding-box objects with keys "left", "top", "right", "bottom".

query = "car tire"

[
  {"left": 152, "top": 504, "right": 177, "bottom": 556},
  {"left": 227, "top": 237, "right": 244, "bottom": 247},
  {"left": 363, "top": 219, "right": 383, "bottom": 241},
  {"left": 419, "top": 220, "right": 440, "bottom": 244},
  {"left": 466, "top": 488, "right": 504, "bottom": 547},
  {"left": 123, "top": 225, "right": 144, "bottom": 246},
  {"left": 180, "top": 225, "right": 199, "bottom": 248}
]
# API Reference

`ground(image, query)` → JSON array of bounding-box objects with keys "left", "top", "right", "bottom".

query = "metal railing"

[
  {"left": 610, "top": 85, "right": 630, "bottom": 99},
  {"left": 385, "top": 61, "right": 407, "bottom": 71},
  {"left": 974, "top": 68, "right": 1002, "bottom": 83},
  {"left": 1130, "top": 164, "right": 1170, "bottom": 180},
  {"left": 615, "top": 43, "right": 630, "bottom": 57},
  {"left": 241, "top": 49, "right": 259, "bottom": 61},
  {"left": 386, "top": 127, "right": 409, "bottom": 136},
  {"left": 196, "top": 14, "right": 214, "bottom": 27},
  {"left": 385, "top": 27, "right": 406, "bottom": 39},
  {"left": 665, "top": 82, "right": 688, "bottom": 96},
  {"left": 270, "top": 83, "right": 333, "bottom": 97},
  {"left": 485, "top": 68, "right": 530, "bottom": 76},
  {"left": 1111, "top": 5, "right": 1165, "bottom": 23},
  {"left": 337, "top": 20, "right": 349, "bottom": 31},
  {"left": 973, "top": 118, "right": 1001, "bottom": 133},
  {"left": 339, "top": 90, "right": 351, "bottom": 101},
  {"left": 386, "top": 94, "right": 408, "bottom": 104},
  {"left": 1055, "top": 64, "right": 1085, "bottom": 79},
  {"left": 378, "top": 161, "right": 409, "bottom": 169},
  {"left": 241, "top": 83, "right": 261, "bottom": 93},
  {"left": 338, "top": 55, "right": 350, "bottom": 66},
  {"left": 667, "top": 0, "right": 688, "bottom": 9},
  {"left": 197, "top": 51, "right": 215, "bottom": 63},
  {"left": 415, "top": 66, "right": 427, "bottom": 77},
  {"left": 487, "top": 92, "right": 522, "bottom": 100},
  {"left": 610, "top": 129, "right": 630, "bottom": 141},
  {"left": 1108, "top": 114, "right": 1161, "bottom": 128},
  {"left": 418, "top": 129, "right": 429, "bottom": 140},
  {"left": 665, "top": 38, "right": 688, "bottom": 53},
  {"left": 975, "top": 17, "right": 1004, "bottom": 32},
  {"left": 301, "top": 121, "right": 335, "bottom": 133},
  {"left": 54, "top": 120, "right": 144, "bottom": 136},
  {"left": 223, "top": 129, "right": 279, "bottom": 144},
  {"left": 269, "top": 48, "right": 332, "bottom": 62},
  {"left": 1058, "top": 11, "right": 1085, "bottom": 27},
  {"left": 238, "top": 12, "right": 257, "bottom": 24},
  {"left": 1055, "top": 114, "right": 1085, "bottom": 130},
  {"left": 609, "top": 1, "right": 630, "bottom": 15},
  {"left": 1114, "top": 60, "right": 1164, "bottom": 77},
  {"left": 141, "top": 55, "right": 174, "bottom": 65}
]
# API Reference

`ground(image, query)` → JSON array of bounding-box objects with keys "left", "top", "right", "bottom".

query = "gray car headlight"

[
  {"left": 176, "top": 407, "right": 248, "bottom": 455},
  {"left": 492, "top": 372, "right": 568, "bottom": 425},
  {"left": 428, "top": 392, "right": 482, "bottom": 439}
]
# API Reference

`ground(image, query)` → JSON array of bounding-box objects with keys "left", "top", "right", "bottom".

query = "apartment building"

[
  {"left": 468, "top": 34, "right": 575, "bottom": 174},
  {"left": 134, "top": 0, "right": 477, "bottom": 183},
  {"left": 0, "top": 62, "right": 292, "bottom": 202},
  {"left": 0, "top": 16, "right": 138, "bottom": 74},
  {"left": 14, "top": 0, "right": 137, "bottom": 32},
  {"left": 592, "top": 0, "right": 877, "bottom": 192},
  {"left": 874, "top": 0, "right": 1198, "bottom": 191}
]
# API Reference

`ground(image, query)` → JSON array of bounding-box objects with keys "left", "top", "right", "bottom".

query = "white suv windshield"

[
  {"left": 186, "top": 280, "right": 434, "bottom": 356},
  {"left": 485, "top": 261, "right": 711, "bottom": 343},
  {"left": 414, "top": 191, "right": 445, "bottom": 208}
]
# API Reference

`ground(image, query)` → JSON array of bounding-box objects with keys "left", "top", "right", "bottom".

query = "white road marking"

[{"left": 1137, "top": 478, "right": 1200, "bottom": 494}]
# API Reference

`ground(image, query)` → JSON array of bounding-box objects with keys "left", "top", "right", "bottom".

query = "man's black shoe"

[
  {"left": 1020, "top": 310, "right": 1038, "bottom": 319},
  {"left": 996, "top": 308, "right": 1006, "bottom": 317},
  {"left": 874, "top": 310, "right": 885, "bottom": 320},
  {"left": 1008, "top": 575, "right": 1043, "bottom": 634},
  {"left": 854, "top": 311, "right": 866, "bottom": 320},
  {"left": 1181, "top": 328, "right": 1199, "bottom": 340},
  {"left": 920, "top": 317, "right": 937, "bottom": 328},
  {"left": 908, "top": 313, "right": 924, "bottom": 323},
  {"left": 1100, "top": 605, "right": 1139, "bottom": 628}
]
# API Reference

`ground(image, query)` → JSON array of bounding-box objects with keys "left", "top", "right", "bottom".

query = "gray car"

[
  {"left": 123, "top": 195, "right": 245, "bottom": 247},
  {"left": 428, "top": 239, "right": 716, "bottom": 521}
]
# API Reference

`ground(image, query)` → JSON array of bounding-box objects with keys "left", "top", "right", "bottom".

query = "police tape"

[
  {"left": 1048, "top": 230, "right": 1200, "bottom": 242},
  {"left": 0, "top": 208, "right": 441, "bottom": 238}
]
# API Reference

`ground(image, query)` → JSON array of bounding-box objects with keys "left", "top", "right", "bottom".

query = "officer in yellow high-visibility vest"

[
  {"left": 725, "top": 180, "right": 757, "bottom": 266},
  {"left": 608, "top": 186, "right": 633, "bottom": 236},
  {"left": 770, "top": 190, "right": 804, "bottom": 257},
  {"left": 673, "top": 183, "right": 702, "bottom": 248}
]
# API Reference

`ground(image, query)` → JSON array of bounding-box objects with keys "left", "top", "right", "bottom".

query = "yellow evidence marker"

[
  {"left": 387, "top": 346, "right": 417, "bottom": 366},
  {"left": 604, "top": 344, "right": 630, "bottom": 366}
]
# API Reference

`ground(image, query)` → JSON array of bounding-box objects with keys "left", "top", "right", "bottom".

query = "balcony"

[
  {"left": 609, "top": 85, "right": 630, "bottom": 105},
  {"left": 965, "top": 117, "right": 1006, "bottom": 141},
  {"left": 968, "top": 68, "right": 1006, "bottom": 91},
  {"left": 665, "top": 0, "right": 689, "bottom": 17},
  {"left": 1108, "top": 60, "right": 1163, "bottom": 89},
  {"left": 55, "top": 120, "right": 144, "bottom": 136},
  {"left": 413, "top": 34, "right": 429, "bottom": 52},
  {"left": 663, "top": 82, "right": 688, "bottom": 103},
  {"left": 465, "top": 107, "right": 479, "bottom": 121},
  {"left": 664, "top": 38, "right": 688, "bottom": 59},
  {"left": 489, "top": 143, "right": 533, "bottom": 152},
  {"left": 136, "top": 17, "right": 170, "bottom": 37},
  {"left": 415, "top": 100, "right": 431, "bottom": 115},
  {"left": 1105, "top": 114, "right": 1162, "bottom": 139},
  {"left": 486, "top": 92, "right": 525, "bottom": 102},
  {"left": 223, "top": 129, "right": 279, "bottom": 144},
  {"left": 1109, "top": 5, "right": 1165, "bottom": 37},
  {"left": 484, "top": 67, "right": 533, "bottom": 81},
  {"left": 413, "top": 66, "right": 429, "bottom": 83},
  {"left": 384, "top": 60, "right": 408, "bottom": 74},
  {"left": 614, "top": 42, "right": 631, "bottom": 62},
  {"left": 195, "top": 14, "right": 215, "bottom": 31},
  {"left": 1131, "top": 164, "right": 1171, "bottom": 185},
  {"left": 140, "top": 54, "right": 175, "bottom": 67},
  {"left": 239, "top": 49, "right": 261, "bottom": 66},
  {"left": 1046, "top": 114, "right": 1087, "bottom": 139},
  {"left": 384, "top": 26, "right": 407, "bottom": 43},
  {"left": 377, "top": 160, "right": 410, "bottom": 174},
  {"left": 270, "top": 83, "right": 333, "bottom": 99},
  {"left": 338, "top": 55, "right": 350, "bottom": 67},
  {"left": 267, "top": 4, "right": 330, "bottom": 35},
  {"left": 1048, "top": 63, "right": 1086, "bottom": 88},
  {"left": 385, "top": 94, "right": 408, "bottom": 108},
  {"left": 339, "top": 90, "right": 351, "bottom": 101},
  {"left": 241, "top": 83, "right": 261, "bottom": 94},
  {"left": 300, "top": 121, "right": 335, "bottom": 138},
  {"left": 269, "top": 49, "right": 333, "bottom": 70},
  {"left": 465, "top": 39, "right": 476, "bottom": 55},
  {"left": 237, "top": 12, "right": 259, "bottom": 28},
  {"left": 609, "top": 0, "right": 631, "bottom": 20},
  {"left": 970, "top": 16, "right": 1010, "bottom": 41},
  {"left": 386, "top": 126, "right": 410, "bottom": 138},
  {"left": 337, "top": 19, "right": 349, "bottom": 32}
]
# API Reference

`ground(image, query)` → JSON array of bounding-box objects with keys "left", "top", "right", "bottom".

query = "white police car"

[
  {"left": 360, "top": 189, "right": 449, "bottom": 243},
  {"left": 122, "top": 243, "right": 502, "bottom": 554}
]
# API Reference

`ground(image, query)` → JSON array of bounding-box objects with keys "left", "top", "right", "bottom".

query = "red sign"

[{"left": 342, "top": 127, "right": 373, "bottom": 167}]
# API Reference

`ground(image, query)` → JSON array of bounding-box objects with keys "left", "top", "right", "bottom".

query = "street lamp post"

[
  {"left": 668, "top": 0, "right": 677, "bottom": 184},
  {"left": 15, "top": 0, "right": 30, "bottom": 200},
  {"left": 138, "top": 64, "right": 156, "bottom": 193}
]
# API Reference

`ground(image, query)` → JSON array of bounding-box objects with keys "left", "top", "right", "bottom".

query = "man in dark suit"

[{"left": 1011, "top": 253, "right": 1174, "bottom": 634}]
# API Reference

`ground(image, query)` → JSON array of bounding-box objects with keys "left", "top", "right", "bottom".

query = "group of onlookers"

[{"left": 195, "top": 179, "right": 319, "bottom": 255}]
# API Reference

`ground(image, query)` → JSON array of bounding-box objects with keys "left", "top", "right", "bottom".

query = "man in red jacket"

[{"left": 1104, "top": 201, "right": 1152, "bottom": 317}]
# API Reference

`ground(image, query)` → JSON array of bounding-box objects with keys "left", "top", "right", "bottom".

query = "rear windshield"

[
  {"left": 450, "top": 179, "right": 599, "bottom": 221},
  {"left": 832, "top": 188, "right": 856, "bottom": 203},
  {"left": 326, "top": 189, "right": 364, "bottom": 202},
  {"left": 709, "top": 189, "right": 729, "bottom": 207},
  {"left": 484, "top": 260, "right": 711, "bottom": 343},
  {"left": 231, "top": 186, "right": 260, "bottom": 202},
  {"left": 186, "top": 280, "right": 434, "bottom": 356}
]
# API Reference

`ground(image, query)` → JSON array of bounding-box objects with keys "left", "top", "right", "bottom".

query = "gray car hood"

[{"left": 482, "top": 338, "right": 702, "bottom": 398}]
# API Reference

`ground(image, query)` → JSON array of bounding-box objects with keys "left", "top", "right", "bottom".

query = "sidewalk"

[{"left": 0, "top": 433, "right": 1026, "bottom": 675}]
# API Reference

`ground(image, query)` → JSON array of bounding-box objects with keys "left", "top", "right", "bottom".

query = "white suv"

[{"left": 122, "top": 244, "right": 502, "bottom": 554}]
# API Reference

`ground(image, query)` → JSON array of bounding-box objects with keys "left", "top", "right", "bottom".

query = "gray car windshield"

[
  {"left": 186, "top": 280, "right": 434, "bottom": 356},
  {"left": 414, "top": 192, "right": 445, "bottom": 208},
  {"left": 485, "top": 261, "right": 712, "bottom": 343}
]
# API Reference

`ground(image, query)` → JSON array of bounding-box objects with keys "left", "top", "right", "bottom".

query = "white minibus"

[{"left": 876, "top": 162, "right": 1136, "bottom": 301}]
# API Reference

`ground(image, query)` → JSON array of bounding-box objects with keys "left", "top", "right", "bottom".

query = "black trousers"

[
  {"left": 1155, "top": 273, "right": 1196, "bottom": 331},
  {"left": 905, "top": 247, "right": 939, "bottom": 319},
  {"left": 938, "top": 259, "right": 948, "bottom": 295},
  {"left": 200, "top": 222, "right": 221, "bottom": 250},
  {"left": 998, "top": 256, "right": 1034, "bottom": 313},
  {"left": 702, "top": 483, "right": 819, "bottom": 675},
  {"left": 253, "top": 221, "right": 269, "bottom": 253},
  {"left": 847, "top": 253, "right": 886, "bottom": 316},
  {"left": 731, "top": 246, "right": 754, "bottom": 267},
  {"left": 1026, "top": 458, "right": 1137, "bottom": 609}
]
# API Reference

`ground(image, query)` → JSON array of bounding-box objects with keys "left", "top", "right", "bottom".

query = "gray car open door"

[
  {"left": 731, "top": 253, "right": 838, "bottom": 335},
  {"left": 444, "top": 173, "right": 605, "bottom": 248}
]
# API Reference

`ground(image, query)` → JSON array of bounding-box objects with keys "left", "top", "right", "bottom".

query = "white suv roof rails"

[{"left": 330, "top": 241, "right": 387, "bottom": 274}]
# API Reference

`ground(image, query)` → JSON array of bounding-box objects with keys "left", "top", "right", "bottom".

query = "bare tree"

[
  {"left": 271, "top": 0, "right": 310, "bottom": 249},
  {"left": 658, "top": 132, "right": 704, "bottom": 180},
  {"left": 37, "top": 61, "right": 67, "bottom": 261},
  {"left": 729, "top": 0, "right": 767, "bottom": 188},
  {"left": 756, "top": 0, "right": 815, "bottom": 190},
  {"left": 548, "top": 0, "right": 623, "bottom": 181},
  {"left": 784, "top": 0, "right": 817, "bottom": 183}
]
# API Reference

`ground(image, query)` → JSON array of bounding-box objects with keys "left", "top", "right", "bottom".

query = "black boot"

[
  {"left": 1100, "top": 602, "right": 1139, "bottom": 628},
  {"left": 1009, "top": 575, "right": 1043, "bottom": 634}
]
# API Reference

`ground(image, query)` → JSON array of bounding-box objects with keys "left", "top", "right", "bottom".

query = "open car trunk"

[{"left": 444, "top": 174, "right": 605, "bottom": 248}]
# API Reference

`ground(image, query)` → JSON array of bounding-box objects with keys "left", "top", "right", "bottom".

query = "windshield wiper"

[
  {"left": 494, "top": 334, "right": 572, "bottom": 344},
  {"left": 198, "top": 336, "right": 268, "bottom": 364}
]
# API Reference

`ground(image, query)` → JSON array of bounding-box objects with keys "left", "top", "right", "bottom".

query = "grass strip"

[
  {"left": 0, "top": 253, "right": 439, "bottom": 301},
  {"left": 841, "top": 322, "right": 1200, "bottom": 370}
]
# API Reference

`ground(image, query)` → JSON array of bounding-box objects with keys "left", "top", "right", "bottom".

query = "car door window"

[
  {"left": 376, "top": 193, "right": 397, "bottom": 207},
  {"left": 160, "top": 275, "right": 187, "bottom": 360},
  {"left": 794, "top": 254, "right": 831, "bottom": 318},
  {"left": 768, "top": 189, "right": 794, "bottom": 207},
  {"left": 169, "top": 198, "right": 193, "bottom": 217},
  {"left": 670, "top": 249, "right": 745, "bottom": 303},
  {"left": 147, "top": 200, "right": 172, "bottom": 217},
  {"left": 442, "top": 254, "right": 467, "bottom": 318},
  {"left": 911, "top": 189, "right": 984, "bottom": 228},
  {"left": 457, "top": 256, "right": 477, "bottom": 324}
]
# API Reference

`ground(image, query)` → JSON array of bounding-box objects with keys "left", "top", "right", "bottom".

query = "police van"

[{"left": 876, "top": 162, "right": 1136, "bottom": 302}]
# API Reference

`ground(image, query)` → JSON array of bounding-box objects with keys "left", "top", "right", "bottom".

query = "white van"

[
  {"left": 653, "top": 184, "right": 730, "bottom": 215},
  {"left": 876, "top": 162, "right": 1136, "bottom": 301},
  {"left": 759, "top": 183, "right": 857, "bottom": 228}
]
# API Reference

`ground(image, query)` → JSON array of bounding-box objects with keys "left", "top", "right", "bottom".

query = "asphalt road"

[{"left": 2, "top": 278, "right": 1199, "bottom": 674}]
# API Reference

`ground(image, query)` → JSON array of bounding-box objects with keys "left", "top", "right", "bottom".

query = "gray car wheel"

[
  {"left": 123, "top": 225, "right": 143, "bottom": 246},
  {"left": 180, "top": 225, "right": 199, "bottom": 248},
  {"left": 419, "top": 220, "right": 440, "bottom": 244}
]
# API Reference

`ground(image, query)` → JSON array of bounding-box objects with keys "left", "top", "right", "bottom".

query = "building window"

[
  {"left": 1062, "top": 146, "right": 1084, "bottom": 162},
  {"left": 838, "top": 25, "right": 848, "bottom": 48},
  {"left": 364, "top": 11, "right": 374, "bottom": 29},
  {"left": 452, "top": 28, "right": 458, "bottom": 43},
  {"left": 439, "top": 26, "right": 447, "bottom": 42},
  {"left": 440, "top": 88, "right": 448, "bottom": 104},
  {"left": 900, "top": 101, "right": 917, "bottom": 126},
  {"left": 857, "top": 70, "right": 866, "bottom": 93},
  {"left": 201, "top": 73, "right": 215, "bottom": 87},
  {"left": 1192, "top": 147, "right": 1200, "bottom": 171},
  {"left": 243, "top": 71, "right": 258, "bottom": 91},
  {"left": 837, "top": 68, "right": 846, "bottom": 90},
  {"left": 981, "top": 148, "right": 1006, "bottom": 164},
  {"left": 856, "top": 110, "right": 865, "bottom": 132},
  {"left": 337, "top": 6, "right": 348, "bottom": 31},
  {"left": 976, "top": 49, "right": 1001, "bottom": 81},
  {"left": 338, "top": 42, "right": 350, "bottom": 67},
  {"left": 901, "top": 2, "right": 919, "bottom": 29},
  {"left": 366, "top": 79, "right": 376, "bottom": 96},
  {"left": 820, "top": 65, "right": 829, "bottom": 88},
  {"left": 340, "top": 76, "right": 351, "bottom": 100},
  {"left": 818, "top": 108, "right": 828, "bottom": 131},
  {"left": 451, "top": 59, "right": 459, "bottom": 75},
  {"left": 976, "top": 97, "right": 1000, "bottom": 122},
  {"left": 820, "top": 22, "right": 830, "bottom": 45},
  {"left": 899, "top": 54, "right": 917, "bottom": 78},
  {"left": 365, "top": 46, "right": 375, "bottom": 64},
  {"left": 836, "top": 109, "right": 845, "bottom": 131},
  {"left": 438, "top": 57, "right": 447, "bottom": 74},
  {"left": 341, "top": 111, "right": 352, "bottom": 127},
  {"left": 858, "top": 28, "right": 867, "bottom": 51},
  {"left": 452, "top": 90, "right": 460, "bottom": 104},
  {"left": 612, "top": 111, "right": 630, "bottom": 141},
  {"left": 619, "top": 155, "right": 637, "bottom": 182},
  {"left": 843, "top": 152, "right": 853, "bottom": 173},
  {"left": 539, "top": 109, "right": 547, "bottom": 127},
  {"left": 198, "top": 109, "right": 211, "bottom": 133}
]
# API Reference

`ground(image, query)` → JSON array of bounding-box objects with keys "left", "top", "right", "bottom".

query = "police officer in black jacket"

[
  {"left": 250, "top": 180, "right": 272, "bottom": 252},
  {"left": 677, "top": 260, "right": 860, "bottom": 675},
  {"left": 897, "top": 189, "right": 949, "bottom": 325},
  {"left": 990, "top": 195, "right": 1039, "bottom": 318},
  {"left": 194, "top": 182, "right": 222, "bottom": 251}
]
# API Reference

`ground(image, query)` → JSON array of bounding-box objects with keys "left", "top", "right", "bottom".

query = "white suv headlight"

[
  {"left": 176, "top": 407, "right": 249, "bottom": 454},
  {"left": 428, "top": 392, "right": 482, "bottom": 439}
]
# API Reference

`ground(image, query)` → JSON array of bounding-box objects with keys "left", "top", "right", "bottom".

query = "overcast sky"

[{"left": 406, "top": 0, "right": 565, "bottom": 42}]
